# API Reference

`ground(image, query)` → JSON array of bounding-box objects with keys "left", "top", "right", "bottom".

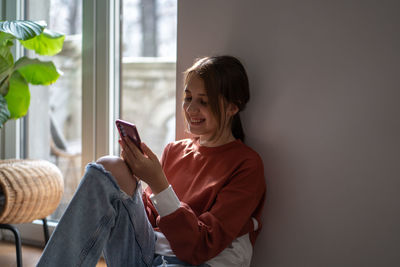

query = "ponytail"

[{"left": 232, "top": 113, "right": 245, "bottom": 142}]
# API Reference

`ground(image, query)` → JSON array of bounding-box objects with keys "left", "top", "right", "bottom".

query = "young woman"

[{"left": 38, "top": 55, "right": 266, "bottom": 267}]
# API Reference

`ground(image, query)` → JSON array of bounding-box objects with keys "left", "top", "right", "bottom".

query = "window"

[{"left": 0, "top": 0, "right": 176, "bottom": 244}]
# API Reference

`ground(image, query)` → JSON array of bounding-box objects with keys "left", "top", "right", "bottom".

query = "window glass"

[{"left": 120, "top": 0, "right": 177, "bottom": 158}]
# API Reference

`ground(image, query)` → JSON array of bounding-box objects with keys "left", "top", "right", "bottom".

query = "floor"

[{"left": 0, "top": 241, "right": 106, "bottom": 267}]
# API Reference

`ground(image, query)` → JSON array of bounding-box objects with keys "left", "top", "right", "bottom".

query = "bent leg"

[
  {"left": 96, "top": 156, "right": 137, "bottom": 196},
  {"left": 37, "top": 163, "right": 155, "bottom": 267}
]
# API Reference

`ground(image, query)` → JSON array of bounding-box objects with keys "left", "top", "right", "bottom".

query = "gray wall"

[{"left": 176, "top": 1, "right": 400, "bottom": 266}]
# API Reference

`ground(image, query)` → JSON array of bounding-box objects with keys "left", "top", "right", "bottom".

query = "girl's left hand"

[{"left": 119, "top": 137, "right": 169, "bottom": 194}]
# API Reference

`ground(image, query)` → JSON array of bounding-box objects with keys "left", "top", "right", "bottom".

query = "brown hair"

[{"left": 184, "top": 55, "right": 250, "bottom": 142}]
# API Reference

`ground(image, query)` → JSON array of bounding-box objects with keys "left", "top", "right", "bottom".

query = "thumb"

[{"left": 141, "top": 142, "right": 158, "bottom": 160}]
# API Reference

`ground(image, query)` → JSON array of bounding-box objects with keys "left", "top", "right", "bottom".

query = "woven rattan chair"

[{"left": 0, "top": 159, "right": 64, "bottom": 267}]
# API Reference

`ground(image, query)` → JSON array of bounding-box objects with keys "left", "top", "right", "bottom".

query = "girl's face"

[
  {"left": 183, "top": 74, "right": 218, "bottom": 142},
  {"left": 183, "top": 74, "right": 237, "bottom": 146}
]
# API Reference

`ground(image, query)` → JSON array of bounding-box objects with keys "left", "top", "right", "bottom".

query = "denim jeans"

[{"left": 37, "top": 163, "right": 209, "bottom": 267}]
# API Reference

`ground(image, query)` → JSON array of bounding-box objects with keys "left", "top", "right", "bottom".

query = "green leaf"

[
  {"left": 0, "top": 45, "right": 13, "bottom": 67},
  {"left": 0, "top": 94, "right": 11, "bottom": 128},
  {"left": 20, "top": 29, "right": 65, "bottom": 56},
  {"left": 4, "top": 71, "right": 30, "bottom": 119},
  {"left": 0, "top": 52, "right": 12, "bottom": 75},
  {"left": 0, "top": 32, "right": 15, "bottom": 46},
  {"left": 0, "top": 74, "right": 10, "bottom": 96},
  {"left": 14, "top": 57, "right": 61, "bottom": 85},
  {"left": 0, "top": 20, "right": 45, "bottom": 41},
  {"left": 0, "top": 53, "right": 12, "bottom": 95}
]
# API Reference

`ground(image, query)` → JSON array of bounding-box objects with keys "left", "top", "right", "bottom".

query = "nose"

[{"left": 185, "top": 101, "right": 199, "bottom": 113}]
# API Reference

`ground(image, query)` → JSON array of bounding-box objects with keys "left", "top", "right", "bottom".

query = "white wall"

[{"left": 176, "top": 1, "right": 400, "bottom": 266}]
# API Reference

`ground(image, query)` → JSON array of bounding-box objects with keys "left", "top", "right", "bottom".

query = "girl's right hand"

[{"left": 119, "top": 137, "right": 169, "bottom": 194}]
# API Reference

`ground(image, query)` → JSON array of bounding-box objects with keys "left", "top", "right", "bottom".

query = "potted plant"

[{"left": 0, "top": 20, "right": 65, "bottom": 128}]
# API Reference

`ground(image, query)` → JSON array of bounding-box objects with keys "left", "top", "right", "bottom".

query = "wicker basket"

[{"left": 0, "top": 159, "right": 64, "bottom": 224}]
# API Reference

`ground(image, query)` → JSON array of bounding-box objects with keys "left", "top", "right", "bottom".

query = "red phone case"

[{"left": 115, "top": 119, "right": 142, "bottom": 152}]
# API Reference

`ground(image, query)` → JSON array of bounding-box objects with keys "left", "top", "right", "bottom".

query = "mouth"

[{"left": 189, "top": 118, "right": 205, "bottom": 126}]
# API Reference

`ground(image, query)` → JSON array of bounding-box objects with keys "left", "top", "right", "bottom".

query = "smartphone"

[{"left": 115, "top": 119, "right": 143, "bottom": 153}]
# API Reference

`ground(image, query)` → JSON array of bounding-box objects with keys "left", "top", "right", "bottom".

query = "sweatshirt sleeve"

[
  {"left": 157, "top": 156, "right": 266, "bottom": 265},
  {"left": 150, "top": 185, "right": 180, "bottom": 216}
]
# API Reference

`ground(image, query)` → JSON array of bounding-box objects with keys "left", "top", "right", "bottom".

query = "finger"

[
  {"left": 121, "top": 149, "right": 129, "bottom": 162},
  {"left": 120, "top": 140, "right": 135, "bottom": 162},
  {"left": 120, "top": 148, "right": 128, "bottom": 162},
  {"left": 121, "top": 148, "right": 137, "bottom": 173},
  {"left": 119, "top": 138, "right": 129, "bottom": 153},
  {"left": 119, "top": 140, "right": 131, "bottom": 160},
  {"left": 120, "top": 137, "right": 137, "bottom": 161},
  {"left": 141, "top": 142, "right": 158, "bottom": 161},
  {"left": 119, "top": 140, "right": 126, "bottom": 158},
  {"left": 124, "top": 137, "right": 143, "bottom": 157}
]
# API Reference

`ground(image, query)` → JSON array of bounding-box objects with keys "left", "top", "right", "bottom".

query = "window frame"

[{"left": 82, "top": 0, "right": 120, "bottom": 166}]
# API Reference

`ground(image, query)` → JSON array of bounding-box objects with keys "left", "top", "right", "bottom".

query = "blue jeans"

[{"left": 37, "top": 163, "right": 209, "bottom": 267}]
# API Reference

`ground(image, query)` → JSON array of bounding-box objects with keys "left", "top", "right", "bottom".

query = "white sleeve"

[{"left": 149, "top": 185, "right": 180, "bottom": 217}]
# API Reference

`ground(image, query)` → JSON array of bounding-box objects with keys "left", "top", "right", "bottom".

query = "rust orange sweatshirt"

[{"left": 143, "top": 138, "right": 266, "bottom": 265}]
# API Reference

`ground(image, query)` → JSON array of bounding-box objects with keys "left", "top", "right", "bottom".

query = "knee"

[
  {"left": 96, "top": 155, "right": 127, "bottom": 174},
  {"left": 96, "top": 156, "right": 137, "bottom": 195}
]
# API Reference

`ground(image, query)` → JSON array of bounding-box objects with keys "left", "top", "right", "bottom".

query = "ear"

[{"left": 226, "top": 102, "right": 239, "bottom": 117}]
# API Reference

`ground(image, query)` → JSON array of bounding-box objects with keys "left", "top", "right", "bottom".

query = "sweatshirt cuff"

[{"left": 150, "top": 185, "right": 180, "bottom": 217}]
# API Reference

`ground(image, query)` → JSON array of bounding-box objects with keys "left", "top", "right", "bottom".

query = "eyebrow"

[{"left": 184, "top": 89, "right": 207, "bottom": 97}]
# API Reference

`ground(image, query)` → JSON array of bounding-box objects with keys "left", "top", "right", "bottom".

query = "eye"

[
  {"left": 184, "top": 96, "right": 192, "bottom": 103},
  {"left": 200, "top": 100, "right": 208, "bottom": 106}
]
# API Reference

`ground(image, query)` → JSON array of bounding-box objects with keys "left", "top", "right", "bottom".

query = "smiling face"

[
  {"left": 183, "top": 73, "right": 238, "bottom": 146},
  {"left": 183, "top": 74, "right": 219, "bottom": 142}
]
